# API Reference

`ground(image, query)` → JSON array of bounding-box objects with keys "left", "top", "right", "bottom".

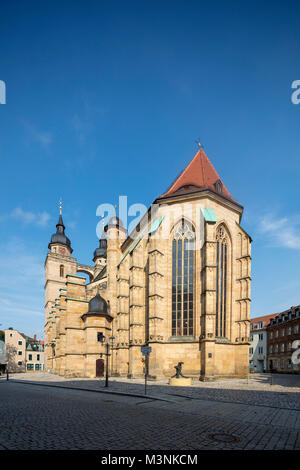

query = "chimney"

[{"left": 34, "top": 334, "right": 36, "bottom": 341}]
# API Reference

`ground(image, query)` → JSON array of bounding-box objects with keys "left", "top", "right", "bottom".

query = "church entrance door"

[{"left": 96, "top": 359, "right": 104, "bottom": 377}]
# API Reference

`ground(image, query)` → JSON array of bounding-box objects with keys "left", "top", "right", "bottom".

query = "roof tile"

[{"left": 159, "top": 148, "right": 237, "bottom": 203}]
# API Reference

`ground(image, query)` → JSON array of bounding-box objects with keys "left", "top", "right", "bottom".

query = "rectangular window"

[
  {"left": 28, "top": 354, "right": 32, "bottom": 360},
  {"left": 18, "top": 351, "right": 22, "bottom": 356},
  {"left": 18, "top": 340, "right": 22, "bottom": 346},
  {"left": 97, "top": 332, "right": 104, "bottom": 343},
  {"left": 35, "top": 364, "right": 40, "bottom": 370},
  {"left": 37, "top": 354, "right": 40, "bottom": 361},
  {"left": 26, "top": 364, "right": 34, "bottom": 371}
]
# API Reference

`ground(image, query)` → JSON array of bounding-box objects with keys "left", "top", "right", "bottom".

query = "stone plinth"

[{"left": 169, "top": 377, "right": 192, "bottom": 386}]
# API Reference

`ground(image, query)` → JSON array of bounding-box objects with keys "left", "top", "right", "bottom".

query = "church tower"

[
  {"left": 44, "top": 203, "right": 77, "bottom": 370},
  {"left": 93, "top": 232, "right": 107, "bottom": 277}
]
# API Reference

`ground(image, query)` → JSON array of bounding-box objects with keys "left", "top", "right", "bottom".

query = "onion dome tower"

[
  {"left": 93, "top": 236, "right": 107, "bottom": 263},
  {"left": 104, "top": 215, "right": 126, "bottom": 233},
  {"left": 48, "top": 200, "right": 73, "bottom": 254},
  {"left": 87, "top": 293, "right": 110, "bottom": 316}
]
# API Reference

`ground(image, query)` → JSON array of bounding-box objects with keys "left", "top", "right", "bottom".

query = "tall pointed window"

[
  {"left": 172, "top": 220, "right": 195, "bottom": 336},
  {"left": 215, "top": 226, "right": 229, "bottom": 337}
]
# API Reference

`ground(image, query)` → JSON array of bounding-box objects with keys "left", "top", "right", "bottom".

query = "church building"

[{"left": 45, "top": 147, "right": 252, "bottom": 380}]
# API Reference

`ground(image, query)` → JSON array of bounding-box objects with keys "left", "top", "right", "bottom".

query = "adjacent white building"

[
  {"left": 0, "top": 340, "right": 6, "bottom": 374},
  {"left": 4, "top": 328, "right": 44, "bottom": 373},
  {"left": 249, "top": 314, "right": 277, "bottom": 372}
]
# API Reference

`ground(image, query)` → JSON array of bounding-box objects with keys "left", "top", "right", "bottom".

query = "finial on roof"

[
  {"left": 59, "top": 197, "right": 63, "bottom": 215},
  {"left": 195, "top": 138, "right": 203, "bottom": 149}
]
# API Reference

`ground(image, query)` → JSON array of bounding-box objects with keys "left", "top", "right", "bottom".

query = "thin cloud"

[
  {"left": 71, "top": 113, "right": 92, "bottom": 143},
  {"left": 67, "top": 220, "right": 77, "bottom": 230},
  {"left": 71, "top": 96, "right": 107, "bottom": 143},
  {"left": 0, "top": 238, "right": 44, "bottom": 334},
  {"left": 33, "top": 130, "right": 52, "bottom": 148},
  {"left": 10, "top": 207, "right": 51, "bottom": 227},
  {"left": 22, "top": 121, "right": 53, "bottom": 150},
  {"left": 258, "top": 213, "right": 300, "bottom": 249}
]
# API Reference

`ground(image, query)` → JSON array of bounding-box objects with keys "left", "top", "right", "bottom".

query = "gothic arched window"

[
  {"left": 60, "top": 265, "right": 64, "bottom": 278},
  {"left": 215, "top": 226, "right": 229, "bottom": 337},
  {"left": 172, "top": 220, "right": 195, "bottom": 336}
]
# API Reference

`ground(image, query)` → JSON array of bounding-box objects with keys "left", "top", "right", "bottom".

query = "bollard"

[{"left": 6, "top": 369, "right": 9, "bottom": 381}]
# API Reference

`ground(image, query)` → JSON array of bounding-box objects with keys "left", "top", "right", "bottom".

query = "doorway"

[{"left": 96, "top": 359, "right": 104, "bottom": 377}]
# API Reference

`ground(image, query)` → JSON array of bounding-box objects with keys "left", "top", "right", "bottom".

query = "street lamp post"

[
  {"left": 99, "top": 333, "right": 115, "bottom": 388},
  {"left": 105, "top": 342, "right": 109, "bottom": 387},
  {"left": 110, "top": 335, "right": 115, "bottom": 376}
]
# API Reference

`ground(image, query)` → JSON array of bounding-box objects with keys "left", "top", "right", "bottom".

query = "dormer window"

[{"left": 215, "top": 179, "right": 223, "bottom": 193}]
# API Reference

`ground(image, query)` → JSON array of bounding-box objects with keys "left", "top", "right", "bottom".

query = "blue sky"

[{"left": 0, "top": 0, "right": 300, "bottom": 338}]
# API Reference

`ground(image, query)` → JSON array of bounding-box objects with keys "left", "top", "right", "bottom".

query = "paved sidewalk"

[
  {"left": 6, "top": 371, "right": 300, "bottom": 410},
  {"left": 1, "top": 380, "right": 300, "bottom": 450}
]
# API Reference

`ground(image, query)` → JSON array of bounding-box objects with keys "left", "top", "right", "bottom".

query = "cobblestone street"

[{"left": 0, "top": 374, "right": 300, "bottom": 450}]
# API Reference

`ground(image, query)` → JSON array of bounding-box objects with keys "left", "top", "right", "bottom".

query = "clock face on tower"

[{"left": 59, "top": 247, "right": 66, "bottom": 254}]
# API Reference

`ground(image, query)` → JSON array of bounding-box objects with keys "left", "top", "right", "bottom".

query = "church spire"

[{"left": 48, "top": 200, "right": 73, "bottom": 253}]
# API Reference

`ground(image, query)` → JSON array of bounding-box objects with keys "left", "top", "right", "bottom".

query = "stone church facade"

[{"left": 45, "top": 147, "right": 251, "bottom": 380}]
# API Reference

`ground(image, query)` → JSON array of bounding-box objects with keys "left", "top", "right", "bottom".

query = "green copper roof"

[
  {"left": 148, "top": 216, "right": 164, "bottom": 234},
  {"left": 201, "top": 208, "right": 217, "bottom": 222},
  {"left": 119, "top": 216, "right": 165, "bottom": 266},
  {"left": 129, "top": 237, "right": 142, "bottom": 253}
]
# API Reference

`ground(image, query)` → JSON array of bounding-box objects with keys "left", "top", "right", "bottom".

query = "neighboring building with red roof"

[{"left": 267, "top": 306, "right": 300, "bottom": 374}]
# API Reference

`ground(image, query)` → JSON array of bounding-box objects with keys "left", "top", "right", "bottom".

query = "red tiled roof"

[
  {"left": 158, "top": 148, "right": 237, "bottom": 203},
  {"left": 251, "top": 313, "right": 278, "bottom": 329}
]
